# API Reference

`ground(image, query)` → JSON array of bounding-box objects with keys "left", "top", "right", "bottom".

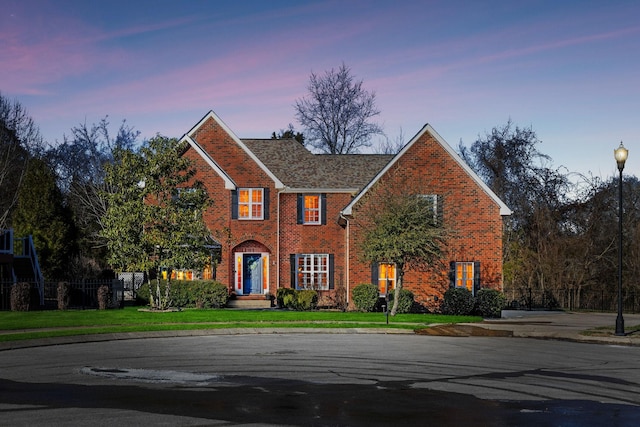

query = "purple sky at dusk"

[{"left": 2, "top": 0, "right": 639, "bottom": 180}]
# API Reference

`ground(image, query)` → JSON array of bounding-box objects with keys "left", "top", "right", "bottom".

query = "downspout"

[
  {"left": 277, "top": 190, "right": 282, "bottom": 291},
  {"left": 339, "top": 213, "right": 350, "bottom": 305}
]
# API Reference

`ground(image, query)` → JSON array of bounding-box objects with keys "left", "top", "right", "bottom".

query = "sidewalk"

[{"left": 457, "top": 310, "right": 640, "bottom": 346}]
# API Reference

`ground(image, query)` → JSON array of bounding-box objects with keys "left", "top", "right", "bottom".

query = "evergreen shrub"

[
  {"left": 441, "top": 287, "right": 475, "bottom": 315},
  {"left": 475, "top": 288, "right": 506, "bottom": 318},
  {"left": 351, "top": 283, "right": 379, "bottom": 312}
]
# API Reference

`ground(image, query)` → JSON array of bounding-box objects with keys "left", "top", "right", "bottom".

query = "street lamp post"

[{"left": 614, "top": 142, "right": 628, "bottom": 336}]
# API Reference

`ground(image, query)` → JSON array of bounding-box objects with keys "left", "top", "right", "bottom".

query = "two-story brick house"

[{"left": 180, "top": 110, "right": 510, "bottom": 310}]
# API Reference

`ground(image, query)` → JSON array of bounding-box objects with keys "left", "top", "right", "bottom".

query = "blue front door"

[{"left": 243, "top": 254, "right": 262, "bottom": 294}]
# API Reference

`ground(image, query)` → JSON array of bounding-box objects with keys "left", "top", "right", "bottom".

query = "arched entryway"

[{"left": 232, "top": 240, "right": 270, "bottom": 296}]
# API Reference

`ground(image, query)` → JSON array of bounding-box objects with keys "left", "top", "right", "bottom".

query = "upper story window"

[
  {"left": 297, "top": 194, "right": 326, "bottom": 225},
  {"left": 419, "top": 194, "right": 442, "bottom": 226},
  {"left": 232, "top": 188, "right": 269, "bottom": 220}
]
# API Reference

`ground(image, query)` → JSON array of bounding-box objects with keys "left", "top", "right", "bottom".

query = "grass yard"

[{"left": 0, "top": 307, "right": 482, "bottom": 342}]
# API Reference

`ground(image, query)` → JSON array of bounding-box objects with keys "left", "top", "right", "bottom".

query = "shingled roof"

[{"left": 242, "top": 139, "right": 393, "bottom": 191}]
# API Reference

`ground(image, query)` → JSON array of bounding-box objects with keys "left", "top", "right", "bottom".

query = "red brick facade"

[{"left": 180, "top": 112, "right": 509, "bottom": 310}]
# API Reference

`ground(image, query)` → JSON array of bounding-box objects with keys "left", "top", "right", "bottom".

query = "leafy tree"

[
  {"left": 48, "top": 117, "right": 140, "bottom": 269},
  {"left": 271, "top": 124, "right": 305, "bottom": 145},
  {"left": 11, "top": 157, "right": 76, "bottom": 279},
  {"left": 0, "top": 93, "right": 44, "bottom": 229},
  {"left": 101, "top": 136, "right": 212, "bottom": 309},
  {"left": 295, "top": 63, "right": 383, "bottom": 154},
  {"left": 358, "top": 173, "right": 449, "bottom": 315}
]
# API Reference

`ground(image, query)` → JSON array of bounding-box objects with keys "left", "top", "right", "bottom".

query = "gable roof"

[
  {"left": 182, "top": 111, "right": 285, "bottom": 189},
  {"left": 242, "top": 138, "right": 392, "bottom": 192},
  {"left": 341, "top": 124, "right": 512, "bottom": 216}
]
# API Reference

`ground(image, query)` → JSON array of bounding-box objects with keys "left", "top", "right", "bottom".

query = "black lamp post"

[{"left": 614, "top": 142, "right": 628, "bottom": 336}]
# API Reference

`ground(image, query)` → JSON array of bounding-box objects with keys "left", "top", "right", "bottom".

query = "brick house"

[{"left": 180, "top": 110, "right": 510, "bottom": 310}]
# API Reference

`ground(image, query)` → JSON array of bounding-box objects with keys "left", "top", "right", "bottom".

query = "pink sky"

[{"left": 2, "top": 0, "right": 639, "bottom": 179}]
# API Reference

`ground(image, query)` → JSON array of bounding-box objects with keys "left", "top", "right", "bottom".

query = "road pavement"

[{"left": 2, "top": 311, "right": 640, "bottom": 425}]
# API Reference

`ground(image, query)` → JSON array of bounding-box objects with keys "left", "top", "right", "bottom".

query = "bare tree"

[
  {"left": 48, "top": 117, "right": 140, "bottom": 262},
  {"left": 375, "top": 128, "right": 405, "bottom": 155},
  {"left": 0, "top": 93, "right": 43, "bottom": 229},
  {"left": 295, "top": 63, "right": 383, "bottom": 154}
]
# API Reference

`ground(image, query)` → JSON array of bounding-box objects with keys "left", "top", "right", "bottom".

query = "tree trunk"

[{"left": 390, "top": 266, "right": 404, "bottom": 316}]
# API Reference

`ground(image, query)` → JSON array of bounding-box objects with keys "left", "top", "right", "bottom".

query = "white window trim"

[
  {"left": 303, "top": 194, "right": 322, "bottom": 225},
  {"left": 296, "top": 253, "right": 329, "bottom": 290},
  {"left": 238, "top": 188, "right": 264, "bottom": 220}
]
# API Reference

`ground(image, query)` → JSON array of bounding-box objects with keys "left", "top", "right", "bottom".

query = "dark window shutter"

[
  {"left": 290, "top": 254, "right": 297, "bottom": 289},
  {"left": 321, "top": 194, "right": 327, "bottom": 225},
  {"left": 231, "top": 190, "right": 238, "bottom": 219},
  {"left": 297, "top": 194, "right": 304, "bottom": 224},
  {"left": 449, "top": 261, "right": 456, "bottom": 288},
  {"left": 371, "top": 263, "right": 379, "bottom": 287},
  {"left": 328, "top": 254, "right": 335, "bottom": 290},
  {"left": 473, "top": 261, "right": 481, "bottom": 296},
  {"left": 263, "top": 188, "right": 270, "bottom": 220}
]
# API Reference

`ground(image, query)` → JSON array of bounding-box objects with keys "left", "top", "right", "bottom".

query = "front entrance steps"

[{"left": 227, "top": 295, "right": 273, "bottom": 309}]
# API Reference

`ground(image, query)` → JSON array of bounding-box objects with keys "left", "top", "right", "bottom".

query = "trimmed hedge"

[
  {"left": 351, "top": 283, "right": 379, "bottom": 312},
  {"left": 276, "top": 288, "right": 318, "bottom": 311},
  {"left": 136, "top": 280, "right": 229, "bottom": 309},
  {"left": 441, "top": 287, "right": 475, "bottom": 315},
  {"left": 474, "top": 288, "right": 506, "bottom": 318},
  {"left": 10, "top": 282, "right": 31, "bottom": 311}
]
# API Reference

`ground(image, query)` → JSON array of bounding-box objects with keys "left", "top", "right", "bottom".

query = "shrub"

[
  {"left": 193, "top": 281, "right": 229, "bottom": 308},
  {"left": 388, "top": 288, "right": 414, "bottom": 314},
  {"left": 277, "top": 288, "right": 297, "bottom": 309},
  {"left": 135, "top": 283, "right": 151, "bottom": 305},
  {"left": 97, "top": 285, "right": 110, "bottom": 310},
  {"left": 10, "top": 282, "right": 31, "bottom": 311},
  {"left": 296, "top": 289, "right": 318, "bottom": 311},
  {"left": 441, "top": 287, "right": 475, "bottom": 315},
  {"left": 135, "top": 280, "right": 229, "bottom": 308},
  {"left": 351, "top": 283, "right": 379, "bottom": 312},
  {"left": 57, "top": 281, "right": 71, "bottom": 310},
  {"left": 474, "top": 288, "right": 506, "bottom": 318}
]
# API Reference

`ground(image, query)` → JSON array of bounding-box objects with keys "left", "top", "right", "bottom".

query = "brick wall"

[{"left": 347, "top": 130, "right": 504, "bottom": 311}]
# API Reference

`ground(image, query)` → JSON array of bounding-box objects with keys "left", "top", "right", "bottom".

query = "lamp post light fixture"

[{"left": 614, "top": 142, "right": 628, "bottom": 336}]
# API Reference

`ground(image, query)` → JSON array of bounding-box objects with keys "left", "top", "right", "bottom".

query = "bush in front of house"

[
  {"left": 193, "top": 281, "right": 229, "bottom": 308},
  {"left": 388, "top": 288, "right": 415, "bottom": 314},
  {"left": 276, "top": 288, "right": 297, "bottom": 308},
  {"left": 135, "top": 280, "right": 229, "bottom": 308},
  {"left": 296, "top": 289, "right": 318, "bottom": 310},
  {"left": 441, "top": 287, "right": 475, "bottom": 315},
  {"left": 351, "top": 283, "right": 379, "bottom": 312},
  {"left": 474, "top": 288, "right": 506, "bottom": 318},
  {"left": 10, "top": 282, "right": 31, "bottom": 311},
  {"left": 276, "top": 288, "right": 319, "bottom": 310}
]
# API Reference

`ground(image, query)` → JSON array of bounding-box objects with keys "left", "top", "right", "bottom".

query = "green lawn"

[{"left": 0, "top": 307, "right": 482, "bottom": 342}]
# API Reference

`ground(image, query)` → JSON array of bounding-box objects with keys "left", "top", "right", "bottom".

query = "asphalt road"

[{"left": 1, "top": 332, "right": 640, "bottom": 426}]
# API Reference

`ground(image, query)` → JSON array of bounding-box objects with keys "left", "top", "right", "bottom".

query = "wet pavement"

[{"left": 1, "top": 311, "right": 640, "bottom": 426}]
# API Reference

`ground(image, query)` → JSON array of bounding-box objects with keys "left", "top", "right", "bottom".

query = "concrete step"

[{"left": 227, "top": 297, "right": 273, "bottom": 309}]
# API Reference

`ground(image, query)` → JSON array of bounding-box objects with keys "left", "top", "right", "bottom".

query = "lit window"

[
  {"left": 238, "top": 188, "right": 263, "bottom": 220},
  {"left": 455, "top": 262, "right": 475, "bottom": 292},
  {"left": 378, "top": 263, "right": 396, "bottom": 295},
  {"left": 295, "top": 254, "right": 329, "bottom": 290},
  {"left": 304, "top": 195, "right": 321, "bottom": 224}
]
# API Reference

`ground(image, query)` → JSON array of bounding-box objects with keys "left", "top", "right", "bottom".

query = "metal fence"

[
  {"left": 1, "top": 279, "right": 124, "bottom": 310},
  {"left": 505, "top": 287, "right": 640, "bottom": 313}
]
